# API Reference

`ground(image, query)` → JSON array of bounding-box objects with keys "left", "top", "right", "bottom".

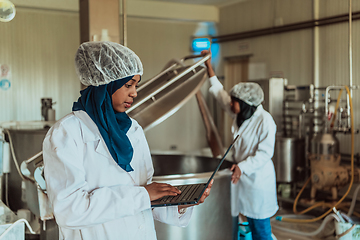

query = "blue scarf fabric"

[{"left": 72, "top": 76, "right": 134, "bottom": 172}]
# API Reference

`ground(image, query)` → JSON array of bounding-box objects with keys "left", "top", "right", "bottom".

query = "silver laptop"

[{"left": 151, "top": 135, "right": 239, "bottom": 207}]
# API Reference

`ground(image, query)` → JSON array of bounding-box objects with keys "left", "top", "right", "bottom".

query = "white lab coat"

[
  {"left": 43, "top": 110, "right": 193, "bottom": 240},
  {"left": 209, "top": 76, "right": 278, "bottom": 219}
]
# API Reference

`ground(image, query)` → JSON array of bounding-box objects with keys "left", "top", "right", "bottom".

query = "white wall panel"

[
  {"left": 219, "top": 0, "right": 313, "bottom": 35},
  {"left": 0, "top": 8, "right": 80, "bottom": 123},
  {"left": 219, "top": 30, "right": 313, "bottom": 85}
]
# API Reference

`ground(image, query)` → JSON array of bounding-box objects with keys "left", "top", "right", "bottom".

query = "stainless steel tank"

[
  {"left": 309, "top": 132, "right": 345, "bottom": 194},
  {"left": 273, "top": 136, "right": 306, "bottom": 183},
  {"left": 152, "top": 154, "right": 233, "bottom": 240},
  {"left": 310, "top": 132, "right": 339, "bottom": 156},
  {"left": 2, "top": 126, "right": 50, "bottom": 215},
  {"left": 309, "top": 132, "right": 341, "bottom": 185}
]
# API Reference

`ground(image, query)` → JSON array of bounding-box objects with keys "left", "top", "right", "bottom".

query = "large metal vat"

[
  {"left": 273, "top": 136, "right": 306, "bottom": 183},
  {"left": 126, "top": 55, "right": 209, "bottom": 131},
  {"left": 152, "top": 154, "right": 233, "bottom": 240},
  {"left": 1, "top": 126, "right": 50, "bottom": 215}
]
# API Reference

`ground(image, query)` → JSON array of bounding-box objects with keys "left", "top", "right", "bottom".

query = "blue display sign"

[{"left": 192, "top": 38, "right": 211, "bottom": 52}]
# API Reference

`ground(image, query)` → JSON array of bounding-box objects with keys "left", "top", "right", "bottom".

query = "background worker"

[{"left": 202, "top": 49, "right": 278, "bottom": 240}]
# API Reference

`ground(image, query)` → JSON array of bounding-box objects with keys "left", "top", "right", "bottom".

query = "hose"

[
  {"left": 279, "top": 86, "right": 354, "bottom": 223},
  {"left": 292, "top": 176, "right": 325, "bottom": 215},
  {"left": 3, "top": 129, "right": 25, "bottom": 181},
  {"left": 0, "top": 218, "right": 35, "bottom": 239},
  {"left": 272, "top": 213, "right": 339, "bottom": 237}
]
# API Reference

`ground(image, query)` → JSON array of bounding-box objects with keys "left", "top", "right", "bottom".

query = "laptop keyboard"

[{"left": 159, "top": 184, "right": 201, "bottom": 203}]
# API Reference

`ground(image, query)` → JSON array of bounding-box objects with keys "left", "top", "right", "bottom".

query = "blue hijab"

[
  {"left": 72, "top": 76, "right": 134, "bottom": 172},
  {"left": 232, "top": 97, "right": 257, "bottom": 128}
]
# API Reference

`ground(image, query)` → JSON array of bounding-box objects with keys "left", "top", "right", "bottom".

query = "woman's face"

[
  {"left": 112, "top": 75, "right": 141, "bottom": 113},
  {"left": 230, "top": 98, "right": 240, "bottom": 114}
]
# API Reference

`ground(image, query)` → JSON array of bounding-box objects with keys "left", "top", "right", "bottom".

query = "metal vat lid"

[{"left": 126, "top": 54, "right": 210, "bottom": 131}]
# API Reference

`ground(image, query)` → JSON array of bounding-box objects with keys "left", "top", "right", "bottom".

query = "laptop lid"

[
  {"left": 151, "top": 135, "right": 239, "bottom": 207},
  {"left": 202, "top": 135, "right": 239, "bottom": 189}
]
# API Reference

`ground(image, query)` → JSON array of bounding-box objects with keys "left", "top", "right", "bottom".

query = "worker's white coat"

[
  {"left": 43, "top": 110, "right": 192, "bottom": 240},
  {"left": 209, "top": 76, "right": 278, "bottom": 219}
]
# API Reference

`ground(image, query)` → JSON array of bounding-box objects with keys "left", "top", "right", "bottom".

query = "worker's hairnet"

[
  {"left": 230, "top": 82, "right": 264, "bottom": 106},
  {"left": 74, "top": 41, "right": 143, "bottom": 86}
]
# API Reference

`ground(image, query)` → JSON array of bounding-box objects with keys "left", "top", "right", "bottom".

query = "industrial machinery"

[
  {"left": 269, "top": 82, "right": 360, "bottom": 232},
  {"left": 40, "top": 98, "right": 55, "bottom": 122}
]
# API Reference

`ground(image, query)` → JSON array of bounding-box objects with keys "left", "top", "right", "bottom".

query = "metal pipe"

[
  {"left": 122, "top": 0, "right": 127, "bottom": 47},
  {"left": 212, "top": 11, "right": 360, "bottom": 43},
  {"left": 325, "top": 85, "right": 358, "bottom": 130},
  {"left": 348, "top": 0, "right": 353, "bottom": 127},
  {"left": 298, "top": 113, "right": 303, "bottom": 139},
  {"left": 325, "top": 86, "right": 345, "bottom": 118},
  {"left": 313, "top": 0, "right": 320, "bottom": 89},
  {"left": 313, "top": 0, "right": 320, "bottom": 134}
]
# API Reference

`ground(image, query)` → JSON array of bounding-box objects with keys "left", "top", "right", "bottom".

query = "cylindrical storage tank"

[
  {"left": 273, "top": 136, "right": 306, "bottom": 183},
  {"left": 152, "top": 154, "right": 233, "bottom": 240}
]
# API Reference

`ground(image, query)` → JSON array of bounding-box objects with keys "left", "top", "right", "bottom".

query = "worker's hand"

[
  {"left": 200, "top": 49, "right": 215, "bottom": 78},
  {"left": 197, "top": 179, "right": 213, "bottom": 204},
  {"left": 201, "top": 49, "right": 212, "bottom": 67},
  {"left": 178, "top": 179, "right": 214, "bottom": 212},
  {"left": 230, "top": 164, "right": 241, "bottom": 184},
  {"left": 145, "top": 182, "right": 181, "bottom": 201}
]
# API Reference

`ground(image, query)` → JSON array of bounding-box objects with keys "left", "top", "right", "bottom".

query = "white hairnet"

[
  {"left": 230, "top": 82, "right": 264, "bottom": 106},
  {"left": 74, "top": 41, "right": 143, "bottom": 86}
]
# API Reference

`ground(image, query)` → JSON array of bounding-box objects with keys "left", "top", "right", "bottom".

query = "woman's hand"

[
  {"left": 177, "top": 179, "right": 214, "bottom": 212},
  {"left": 201, "top": 50, "right": 211, "bottom": 67},
  {"left": 145, "top": 182, "right": 181, "bottom": 201},
  {"left": 230, "top": 164, "right": 241, "bottom": 184},
  {"left": 201, "top": 50, "right": 215, "bottom": 78}
]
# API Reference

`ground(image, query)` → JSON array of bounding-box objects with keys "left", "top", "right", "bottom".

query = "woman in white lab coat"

[
  {"left": 42, "top": 41, "right": 213, "bottom": 240},
  {"left": 202, "top": 50, "right": 278, "bottom": 240}
]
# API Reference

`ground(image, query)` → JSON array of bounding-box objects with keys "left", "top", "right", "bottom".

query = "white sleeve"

[
  {"left": 152, "top": 206, "right": 193, "bottom": 227},
  {"left": 43, "top": 123, "right": 151, "bottom": 229},
  {"left": 238, "top": 118, "right": 276, "bottom": 175},
  {"left": 208, "top": 76, "right": 236, "bottom": 118}
]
